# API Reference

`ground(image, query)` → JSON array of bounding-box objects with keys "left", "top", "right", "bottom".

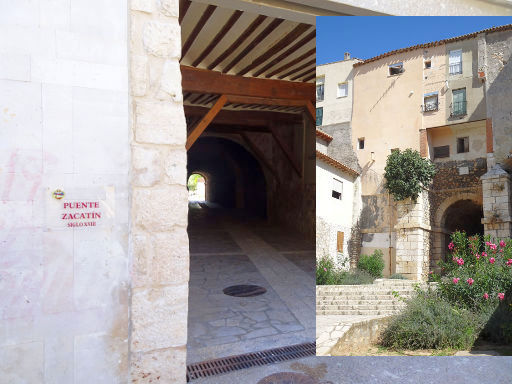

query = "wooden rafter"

[
  {"left": 223, "top": 18, "right": 284, "bottom": 74},
  {"left": 241, "top": 133, "right": 278, "bottom": 181},
  {"left": 270, "top": 125, "right": 301, "bottom": 177},
  {"left": 186, "top": 95, "right": 227, "bottom": 150},
  {"left": 181, "top": 66, "right": 314, "bottom": 101},
  {"left": 179, "top": 0, "right": 191, "bottom": 24},
  {"left": 236, "top": 24, "right": 311, "bottom": 76},
  {"left": 225, "top": 95, "right": 310, "bottom": 108},
  {"left": 277, "top": 58, "right": 316, "bottom": 80},
  {"left": 269, "top": 48, "right": 315, "bottom": 78},
  {"left": 182, "top": 4, "right": 217, "bottom": 58},
  {"left": 207, "top": 15, "right": 266, "bottom": 70},
  {"left": 305, "top": 101, "right": 315, "bottom": 122},
  {"left": 184, "top": 105, "right": 302, "bottom": 126},
  {"left": 254, "top": 32, "right": 315, "bottom": 77},
  {"left": 290, "top": 66, "right": 315, "bottom": 81},
  {"left": 192, "top": 10, "right": 243, "bottom": 67},
  {"left": 302, "top": 73, "right": 316, "bottom": 82}
]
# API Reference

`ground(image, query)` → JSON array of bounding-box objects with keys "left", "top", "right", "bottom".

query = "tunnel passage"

[
  {"left": 442, "top": 199, "right": 484, "bottom": 259},
  {"left": 187, "top": 136, "right": 267, "bottom": 218}
]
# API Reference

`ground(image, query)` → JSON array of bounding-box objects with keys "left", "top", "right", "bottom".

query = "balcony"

[
  {"left": 449, "top": 63, "right": 462, "bottom": 75},
  {"left": 450, "top": 101, "right": 467, "bottom": 117},
  {"left": 423, "top": 102, "right": 438, "bottom": 112}
]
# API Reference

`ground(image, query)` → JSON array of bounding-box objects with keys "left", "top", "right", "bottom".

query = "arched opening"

[
  {"left": 442, "top": 199, "right": 484, "bottom": 260},
  {"left": 187, "top": 173, "right": 207, "bottom": 202}
]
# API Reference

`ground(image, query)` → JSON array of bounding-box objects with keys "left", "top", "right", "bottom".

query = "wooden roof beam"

[
  {"left": 181, "top": 65, "right": 314, "bottom": 101},
  {"left": 186, "top": 95, "right": 227, "bottom": 150}
]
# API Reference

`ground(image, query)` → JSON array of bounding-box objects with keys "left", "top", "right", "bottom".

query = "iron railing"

[
  {"left": 450, "top": 101, "right": 467, "bottom": 117},
  {"left": 423, "top": 102, "right": 438, "bottom": 112}
]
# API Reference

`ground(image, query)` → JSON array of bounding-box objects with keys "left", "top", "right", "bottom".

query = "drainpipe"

[{"left": 388, "top": 191, "right": 393, "bottom": 275}]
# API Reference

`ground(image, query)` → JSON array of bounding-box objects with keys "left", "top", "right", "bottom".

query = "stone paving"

[{"left": 187, "top": 203, "right": 315, "bottom": 364}]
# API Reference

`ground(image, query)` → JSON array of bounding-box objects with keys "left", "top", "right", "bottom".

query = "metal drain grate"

[
  {"left": 186, "top": 342, "right": 316, "bottom": 381},
  {"left": 223, "top": 284, "right": 267, "bottom": 297}
]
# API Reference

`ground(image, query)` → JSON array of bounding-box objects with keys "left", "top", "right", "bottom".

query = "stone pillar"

[
  {"left": 394, "top": 191, "right": 431, "bottom": 281},
  {"left": 129, "top": 1, "right": 189, "bottom": 383},
  {"left": 481, "top": 164, "right": 512, "bottom": 240}
]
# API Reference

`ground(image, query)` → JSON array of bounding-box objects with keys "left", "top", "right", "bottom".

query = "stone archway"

[{"left": 432, "top": 192, "right": 483, "bottom": 267}]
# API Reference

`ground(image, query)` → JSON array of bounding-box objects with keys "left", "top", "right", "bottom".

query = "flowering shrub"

[
  {"left": 357, "top": 249, "right": 385, "bottom": 278},
  {"left": 316, "top": 256, "right": 375, "bottom": 285},
  {"left": 430, "top": 232, "right": 512, "bottom": 310}
]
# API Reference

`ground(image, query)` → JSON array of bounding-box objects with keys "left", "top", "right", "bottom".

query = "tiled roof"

[
  {"left": 354, "top": 23, "right": 512, "bottom": 67},
  {"left": 316, "top": 129, "right": 333, "bottom": 142},
  {"left": 316, "top": 150, "right": 359, "bottom": 177}
]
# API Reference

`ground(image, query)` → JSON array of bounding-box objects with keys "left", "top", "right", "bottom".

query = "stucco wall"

[
  {"left": 0, "top": 1, "right": 131, "bottom": 382},
  {"left": 316, "top": 59, "right": 359, "bottom": 126},
  {"left": 316, "top": 161, "right": 355, "bottom": 266}
]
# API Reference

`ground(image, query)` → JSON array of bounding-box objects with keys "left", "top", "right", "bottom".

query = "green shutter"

[{"left": 316, "top": 107, "right": 323, "bottom": 126}]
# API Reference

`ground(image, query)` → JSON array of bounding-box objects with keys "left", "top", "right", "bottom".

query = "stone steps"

[{"left": 316, "top": 279, "right": 423, "bottom": 316}]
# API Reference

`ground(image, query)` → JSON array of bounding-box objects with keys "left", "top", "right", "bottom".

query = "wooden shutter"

[{"left": 337, "top": 231, "right": 344, "bottom": 253}]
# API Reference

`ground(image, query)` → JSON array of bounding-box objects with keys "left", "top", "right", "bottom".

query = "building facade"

[{"left": 350, "top": 25, "right": 512, "bottom": 280}]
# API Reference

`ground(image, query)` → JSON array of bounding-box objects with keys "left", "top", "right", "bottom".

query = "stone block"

[
  {"left": 131, "top": 285, "right": 188, "bottom": 352},
  {"left": 0, "top": 342, "right": 44, "bottom": 383},
  {"left": 40, "top": 0, "right": 71, "bottom": 28},
  {"left": 142, "top": 20, "right": 181, "bottom": 58},
  {"left": 56, "top": 30, "right": 127, "bottom": 66},
  {"left": 131, "top": 0, "right": 154, "bottom": 13},
  {"left": 157, "top": 59, "right": 183, "bottom": 101},
  {"left": 44, "top": 336, "right": 74, "bottom": 383},
  {"left": 133, "top": 186, "right": 188, "bottom": 231},
  {"left": 134, "top": 100, "right": 186, "bottom": 144},
  {"left": 70, "top": 0, "right": 127, "bottom": 40},
  {"left": 75, "top": 332, "right": 129, "bottom": 384},
  {"left": 163, "top": 148, "right": 187, "bottom": 186},
  {"left": 132, "top": 145, "right": 162, "bottom": 187},
  {"left": 0, "top": 0, "right": 39, "bottom": 27},
  {"left": 132, "top": 232, "right": 153, "bottom": 288},
  {"left": 152, "top": 228, "right": 189, "bottom": 285},
  {"left": 157, "top": 0, "right": 179, "bottom": 17},
  {"left": 131, "top": 55, "right": 148, "bottom": 96},
  {"left": 0, "top": 25, "right": 56, "bottom": 58},
  {"left": 0, "top": 53, "right": 30, "bottom": 81},
  {"left": 131, "top": 347, "right": 186, "bottom": 383}
]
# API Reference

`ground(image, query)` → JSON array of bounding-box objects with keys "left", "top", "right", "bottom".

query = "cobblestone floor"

[{"left": 187, "top": 203, "right": 315, "bottom": 364}]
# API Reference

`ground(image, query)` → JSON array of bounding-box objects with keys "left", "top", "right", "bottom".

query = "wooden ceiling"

[{"left": 179, "top": 0, "right": 316, "bottom": 113}]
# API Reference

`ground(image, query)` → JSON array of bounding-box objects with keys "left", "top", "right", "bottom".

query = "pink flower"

[
  {"left": 457, "top": 258, "right": 464, "bottom": 266},
  {"left": 500, "top": 240, "right": 506, "bottom": 247},
  {"left": 475, "top": 253, "right": 480, "bottom": 260},
  {"left": 453, "top": 277, "right": 460, "bottom": 284},
  {"left": 483, "top": 293, "right": 489, "bottom": 300},
  {"left": 485, "top": 241, "right": 491, "bottom": 246},
  {"left": 490, "top": 243, "right": 497, "bottom": 250},
  {"left": 490, "top": 257, "right": 496, "bottom": 264},
  {"left": 499, "top": 248, "right": 504, "bottom": 253},
  {"left": 323, "top": 267, "right": 327, "bottom": 272},
  {"left": 448, "top": 242, "right": 455, "bottom": 251},
  {"left": 429, "top": 271, "right": 433, "bottom": 274},
  {"left": 482, "top": 252, "right": 488, "bottom": 258},
  {"left": 466, "top": 278, "right": 474, "bottom": 286},
  {"left": 498, "top": 292, "right": 505, "bottom": 301},
  {"left": 506, "top": 259, "right": 512, "bottom": 266}
]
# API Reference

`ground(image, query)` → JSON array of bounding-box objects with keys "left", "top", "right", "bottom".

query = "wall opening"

[{"left": 187, "top": 173, "right": 206, "bottom": 202}]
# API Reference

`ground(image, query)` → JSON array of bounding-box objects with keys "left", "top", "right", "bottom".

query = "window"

[
  {"left": 457, "top": 137, "right": 469, "bottom": 153},
  {"left": 358, "top": 138, "right": 365, "bottom": 149},
  {"left": 449, "top": 49, "right": 462, "bottom": 75},
  {"left": 332, "top": 178, "right": 343, "bottom": 200},
  {"left": 423, "top": 92, "right": 438, "bottom": 112},
  {"left": 389, "top": 62, "right": 404, "bottom": 75},
  {"left": 451, "top": 88, "right": 466, "bottom": 117},
  {"left": 424, "top": 60, "right": 431, "bottom": 69},
  {"left": 433, "top": 145, "right": 450, "bottom": 159},
  {"left": 316, "top": 77, "right": 324, "bottom": 101},
  {"left": 337, "top": 232, "right": 344, "bottom": 253},
  {"left": 316, "top": 107, "right": 323, "bottom": 126},
  {"left": 337, "top": 82, "right": 348, "bottom": 98}
]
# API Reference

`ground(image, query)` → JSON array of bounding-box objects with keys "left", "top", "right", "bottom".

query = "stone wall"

[
  {"left": 0, "top": 1, "right": 131, "bottom": 382},
  {"left": 320, "top": 122, "right": 361, "bottom": 172},
  {"left": 481, "top": 165, "right": 512, "bottom": 239},
  {"left": 129, "top": 0, "right": 189, "bottom": 382}
]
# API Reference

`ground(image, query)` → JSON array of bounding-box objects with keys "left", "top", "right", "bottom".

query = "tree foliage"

[{"left": 384, "top": 148, "right": 435, "bottom": 202}]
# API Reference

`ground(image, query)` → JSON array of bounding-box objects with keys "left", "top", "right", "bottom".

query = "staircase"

[{"left": 316, "top": 279, "right": 422, "bottom": 316}]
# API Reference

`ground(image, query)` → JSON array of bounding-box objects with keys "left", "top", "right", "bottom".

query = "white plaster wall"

[
  {"left": 316, "top": 137, "right": 328, "bottom": 153},
  {"left": 316, "top": 161, "right": 355, "bottom": 264},
  {"left": 0, "top": 1, "right": 130, "bottom": 382},
  {"left": 316, "top": 59, "right": 359, "bottom": 126}
]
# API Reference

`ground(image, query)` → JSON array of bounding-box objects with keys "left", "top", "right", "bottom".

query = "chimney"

[{"left": 344, "top": 52, "right": 350, "bottom": 60}]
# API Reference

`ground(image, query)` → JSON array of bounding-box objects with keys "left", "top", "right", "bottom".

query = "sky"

[{"left": 317, "top": 16, "right": 512, "bottom": 65}]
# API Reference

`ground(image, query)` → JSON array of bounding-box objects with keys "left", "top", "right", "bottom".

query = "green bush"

[
  {"left": 381, "top": 290, "right": 480, "bottom": 350},
  {"left": 336, "top": 270, "right": 375, "bottom": 285},
  {"left": 389, "top": 273, "right": 408, "bottom": 280},
  {"left": 384, "top": 148, "right": 436, "bottom": 202},
  {"left": 357, "top": 250, "right": 385, "bottom": 278},
  {"left": 316, "top": 256, "right": 375, "bottom": 285}
]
